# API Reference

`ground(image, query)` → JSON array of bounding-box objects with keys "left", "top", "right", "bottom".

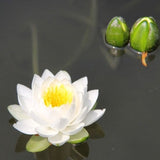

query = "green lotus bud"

[
  {"left": 130, "top": 17, "right": 160, "bottom": 52},
  {"left": 105, "top": 16, "right": 129, "bottom": 47}
]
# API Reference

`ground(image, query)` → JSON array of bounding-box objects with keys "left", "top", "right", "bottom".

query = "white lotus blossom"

[{"left": 8, "top": 69, "right": 105, "bottom": 146}]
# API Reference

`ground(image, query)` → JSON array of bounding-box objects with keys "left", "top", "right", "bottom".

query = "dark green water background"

[{"left": 1, "top": 0, "right": 160, "bottom": 159}]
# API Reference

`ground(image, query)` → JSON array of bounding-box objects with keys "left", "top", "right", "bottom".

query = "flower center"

[{"left": 43, "top": 83, "right": 73, "bottom": 107}]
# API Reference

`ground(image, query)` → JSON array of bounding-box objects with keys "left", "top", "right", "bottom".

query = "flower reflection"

[
  {"left": 15, "top": 135, "right": 89, "bottom": 160},
  {"left": 35, "top": 143, "right": 89, "bottom": 160},
  {"left": 86, "top": 123, "right": 105, "bottom": 139},
  {"left": 14, "top": 123, "right": 104, "bottom": 160}
]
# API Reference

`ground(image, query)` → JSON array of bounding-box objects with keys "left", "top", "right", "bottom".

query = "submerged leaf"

[
  {"left": 26, "top": 135, "right": 51, "bottom": 152},
  {"left": 68, "top": 128, "right": 89, "bottom": 144}
]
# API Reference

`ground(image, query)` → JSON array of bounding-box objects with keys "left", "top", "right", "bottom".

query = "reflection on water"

[
  {"left": 100, "top": 37, "right": 125, "bottom": 70},
  {"left": 100, "top": 46, "right": 121, "bottom": 70},
  {"left": 35, "top": 143, "right": 89, "bottom": 160},
  {"left": 15, "top": 134, "right": 30, "bottom": 152},
  {"left": 126, "top": 47, "right": 156, "bottom": 66},
  {"left": 16, "top": 135, "right": 89, "bottom": 160},
  {"left": 100, "top": 29, "right": 157, "bottom": 69},
  {"left": 12, "top": 121, "right": 104, "bottom": 159},
  {"left": 101, "top": 45, "right": 157, "bottom": 69},
  {"left": 3, "top": 0, "right": 160, "bottom": 160},
  {"left": 86, "top": 123, "right": 105, "bottom": 139}
]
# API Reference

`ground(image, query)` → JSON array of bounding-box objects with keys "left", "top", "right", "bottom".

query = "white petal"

[
  {"left": 62, "top": 123, "right": 84, "bottom": 135},
  {"left": 31, "top": 74, "right": 43, "bottom": 90},
  {"left": 48, "top": 133, "right": 69, "bottom": 146},
  {"left": 31, "top": 74, "right": 44, "bottom": 100},
  {"left": 55, "top": 70, "right": 71, "bottom": 82},
  {"left": 51, "top": 118, "right": 68, "bottom": 131},
  {"left": 30, "top": 104, "right": 69, "bottom": 127},
  {"left": 8, "top": 104, "right": 29, "bottom": 120},
  {"left": 83, "top": 109, "right": 106, "bottom": 127},
  {"left": 86, "top": 90, "right": 99, "bottom": 111},
  {"left": 70, "top": 106, "right": 88, "bottom": 125},
  {"left": 13, "top": 119, "right": 39, "bottom": 135},
  {"left": 30, "top": 108, "right": 57, "bottom": 126},
  {"left": 17, "top": 84, "right": 32, "bottom": 98},
  {"left": 65, "top": 103, "right": 77, "bottom": 123},
  {"left": 36, "top": 126, "right": 58, "bottom": 137},
  {"left": 68, "top": 92, "right": 85, "bottom": 123},
  {"left": 72, "top": 77, "right": 88, "bottom": 93},
  {"left": 51, "top": 103, "right": 76, "bottom": 123},
  {"left": 41, "top": 69, "right": 54, "bottom": 80},
  {"left": 18, "top": 95, "right": 32, "bottom": 113}
]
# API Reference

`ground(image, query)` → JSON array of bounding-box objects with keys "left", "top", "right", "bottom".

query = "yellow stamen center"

[{"left": 43, "top": 84, "right": 73, "bottom": 107}]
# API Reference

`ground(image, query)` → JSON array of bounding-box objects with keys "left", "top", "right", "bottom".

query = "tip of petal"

[
  {"left": 72, "top": 76, "right": 88, "bottom": 93},
  {"left": 81, "top": 77, "right": 88, "bottom": 85},
  {"left": 42, "top": 69, "right": 51, "bottom": 74},
  {"left": 102, "top": 108, "right": 106, "bottom": 114},
  {"left": 83, "top": 108, "right": 106, "bottom": 127},
  {"left": 48, "top": 133, "right": 70, "bottom": 146},
  {"left": 7, "top": 104, "right": 17, "bottom": 113},
  {"left": 41, "top": 69, "right": 54, "bottom": 80},
  {"left": 55, "top": 70, "right": 71, "bottom": 82},
  {"left": 95, "top": 89, "right": 99, "bottom": 94},
  {"left": 99, "top": 108, "right": 106, "bottom": 117},
  {"left": 16, "top": 84, "right": 22, "bottom": 92}
]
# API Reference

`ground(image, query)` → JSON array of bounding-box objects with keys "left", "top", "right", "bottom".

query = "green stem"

[{"left": 31, "top": 24, "right": 39, "bottom": 74}]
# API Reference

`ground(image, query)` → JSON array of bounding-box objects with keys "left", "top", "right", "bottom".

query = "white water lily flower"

[{"left": 8, "top": 69, "right": 105, "bottom": 146}]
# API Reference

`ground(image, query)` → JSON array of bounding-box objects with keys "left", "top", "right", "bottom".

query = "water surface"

[{"left": 1, "top": 0, "right": 160, "bottom": 160}]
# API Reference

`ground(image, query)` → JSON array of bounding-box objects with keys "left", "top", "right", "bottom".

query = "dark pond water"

[{"left": 1, "top": 0, "right": 160, "bottom": 159}]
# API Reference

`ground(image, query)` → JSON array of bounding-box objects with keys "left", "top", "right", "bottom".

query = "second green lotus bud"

[
  {"left": 130, "top": 17, "right": 160, "bottom": 52},
  {"left": 105, "top": 16, "right": 130, "bottom": 47}
]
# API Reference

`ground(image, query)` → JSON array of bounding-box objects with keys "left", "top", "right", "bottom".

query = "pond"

[{"left": 1, "top": 0, "right": 160, "bottom": 160}]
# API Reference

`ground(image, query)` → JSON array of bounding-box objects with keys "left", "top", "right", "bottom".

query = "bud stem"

[{"left": 141, "top": 52, "right": 148, "bottom": 67}]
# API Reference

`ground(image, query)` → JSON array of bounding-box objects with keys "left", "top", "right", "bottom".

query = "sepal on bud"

[
  {"left": 105, "top": 16, "right": 130, "bottom": 47},
  {"left": 130, "top": 17, "right": 160, "bottom": 52}
]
